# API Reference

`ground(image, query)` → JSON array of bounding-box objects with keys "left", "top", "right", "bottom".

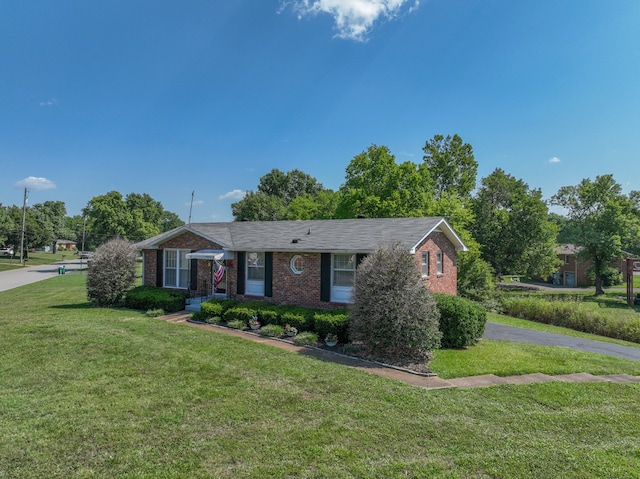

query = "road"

[
  {"left": 0, "top": 259, "right": 87, "bottom": 292},
  {"left": 484, "top": 322, "right": 640, "bottom": 362}
]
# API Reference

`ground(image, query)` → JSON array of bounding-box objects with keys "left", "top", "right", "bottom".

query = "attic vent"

[{"left": 292, "top": 238, "right": 301, "bottom": 244}]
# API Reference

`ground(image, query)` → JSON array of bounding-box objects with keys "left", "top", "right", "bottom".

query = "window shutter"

[
  {"left": 356, "top": 253, "right": 366, "bottom": 267},
  {"left": 236, "top": 251, "right": 245, "bottom": 295},
  {"left": 320, "top": 253, "right": 331, "bottom": 302},
  {"left": 190, "top": 254, "right": 198, "bottom": 291},
  {"left": 156, "top": 250, "right": 163, "bottom": 287},
  {"left": 264, "top": 252, "right": 273, "bottom": 297}
]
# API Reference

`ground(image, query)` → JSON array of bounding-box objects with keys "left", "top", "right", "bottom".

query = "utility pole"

[
  {"left": 20, "top": 188, "right": 28, "bottom": 266},
  {"left": 188, "top": 190, "right": 194, "bottom": 225}
]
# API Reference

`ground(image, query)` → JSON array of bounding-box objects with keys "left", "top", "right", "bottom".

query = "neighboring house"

[
  {"left": 54, "top": 239, "right": 77, "bottom": 252},
  {"left": 135, "top": 217, "right": 468, "bottom": 310},
  {"left": 554, "top": 244, "right": 630, "bottom": 287}
]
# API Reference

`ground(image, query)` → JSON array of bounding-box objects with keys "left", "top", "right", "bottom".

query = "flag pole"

[{"left": 20, "top": 188, "right": 28, "bottom": 265}]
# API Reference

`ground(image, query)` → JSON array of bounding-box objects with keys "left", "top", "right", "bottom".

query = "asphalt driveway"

[
  {"left": 0, "top": 260, "right": 86, "bottom": 292},
  {"left": 483, "top": 322, "right": 640, "bottom": 362}
]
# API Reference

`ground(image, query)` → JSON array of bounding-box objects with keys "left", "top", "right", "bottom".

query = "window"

[
  {"left": 290, "top": 255, "right": 304, "bottom": 275},
  {"left": 246, "top": 252, "right": 265, "bottom": 295},
  {"left": 436, "top": 251, "right": 443, "bottom": 275},
  {"left": 332, "top": 254, "right": 356, "bottom": 302},
  {"left": 421, "top": 252, "right": 430, "bottom": 276},
  {"left": 164, "top": 249, "right": 190, "bottom": 288}
]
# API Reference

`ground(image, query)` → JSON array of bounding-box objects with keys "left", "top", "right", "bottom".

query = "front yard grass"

[{"left": 1, "top": 274, "right": 640, "bottom": 478}]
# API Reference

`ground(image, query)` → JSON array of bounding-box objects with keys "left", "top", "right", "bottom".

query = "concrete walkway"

[{"left": 159, "top": 312, "right": 640, "bottom": 390}]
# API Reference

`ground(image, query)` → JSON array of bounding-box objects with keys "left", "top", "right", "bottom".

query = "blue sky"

[{"left": 2, "top": 0, "right": 639, "bottom": 222}]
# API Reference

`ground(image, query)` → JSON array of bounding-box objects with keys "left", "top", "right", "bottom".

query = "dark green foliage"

[
  {"left": 586, "top": 266, "right": 623, "bottom": 287},
  {"left": 87, "top": 239, "right": 139, "bottom": 307},
  {"left": 502, "top": 296, "right": 640, "bottom": 343},
  {"left": 258, "top": 324, "right": 283, "bottom": 337},
  {"left": 349, "top": 242, "right": 441, "bottom": 363},
  {"left": 313, "top": 311, "right": 349, "bottom": 343},
  {"left": 293, "top": 332, "right": 318, "bottom": 346},
  {"left": 434, "top": 293, "right": 487, "bottom": 349},
  {"left": 281, "top": 311, "right": 309, "bottom": 332},
  {"left": 125, "top": 285, "right": 187, "bottom": 313},
  {"left": 200, "top": 302, "right": 224, "bottom": 318},
  {"left": 223, "top": 307, "right": 256, "bottom": 324}
]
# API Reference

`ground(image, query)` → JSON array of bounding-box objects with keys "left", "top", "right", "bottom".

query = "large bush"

[
  {"left": 434, "top": 293, "right": 487, "bottom": 348},
  {"left": 87, "top": 239, "right": 138, "bottom": 307},
  {"left": 124, "top": 285, "right": 187, "bottom": 313},
  {"left": 349, "top": 242, "right": 441, "bottom": 363},
  {"left": 314, "top": 310, "right": 349, "bottom": 343}
]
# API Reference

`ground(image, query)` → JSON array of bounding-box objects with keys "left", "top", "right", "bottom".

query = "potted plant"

[
  {"left": 284, "top": 324, "right": 298, "bottom": 337},
  {"left": 249, "top": 315, "right": 261, "bottom": 330},
  {"left": 324, "top": 333, "right": 338, "bottom": 347}
]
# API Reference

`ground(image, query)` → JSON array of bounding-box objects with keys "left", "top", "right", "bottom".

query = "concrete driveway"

[
  {"left": 0, "top": 259, "right": 87, "bottom": 292},
  {"left": 483, "top": 322, "right": 640, "bottom": 361}
]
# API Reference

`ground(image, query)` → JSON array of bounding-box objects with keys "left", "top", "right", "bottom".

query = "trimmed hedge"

[
  {"left": 313, "top": 310, "right": 349, "bottom": 343},
  {"left": 502, "top": 296, "right": 640, "bottom": 344},
  {"left": 223, "top": 307, "right": 256, "bottom": 324},
  {"left": 124, "top": 286, "right": 187, "bottom": 313},
  {"left": 435, "top": 293, "right": 487, "bottom": 349}
]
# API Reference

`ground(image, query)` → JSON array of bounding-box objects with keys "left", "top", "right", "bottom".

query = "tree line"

[{"left": 2, "top": 134, "right": 638, "bottom": 297}]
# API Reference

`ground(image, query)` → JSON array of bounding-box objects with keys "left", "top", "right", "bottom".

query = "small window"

[
  {"left": 290, "top": 255, "right": 304, "bottom": 275},
  {"left": 436, "top": 251, "right": 443, "bottom": 274},
  {"left": 421, "top": 252, "right": 430, "bottom": 276}
]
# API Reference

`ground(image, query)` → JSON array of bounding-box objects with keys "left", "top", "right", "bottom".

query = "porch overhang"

[{"left": 185, "top": 249, "right": 234, "bottom": 261}]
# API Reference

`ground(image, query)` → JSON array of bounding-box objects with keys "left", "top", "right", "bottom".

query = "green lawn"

[
  {"left": 0, "top": 250, "right": 77, "bottom": 271},
  {"left": 1, "top": 273, "right": 640, "bottom": 478}
]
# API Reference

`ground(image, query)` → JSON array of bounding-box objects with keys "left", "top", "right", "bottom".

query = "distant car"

[
  {"left": 79, "top": 251, "right": 94, "bottom": 259},
  {"left": 0, "top": 247, "right": 14, "bottom": 257}
]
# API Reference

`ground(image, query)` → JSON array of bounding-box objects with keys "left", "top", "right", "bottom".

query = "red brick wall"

[
  {"left": 413, "top": 232, "right": 458, "bottom": 295},
  {"left": 143, "top": 230, "right": 459, "bottom": 307}
]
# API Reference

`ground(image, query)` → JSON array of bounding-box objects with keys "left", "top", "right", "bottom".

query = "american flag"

[{"left": 214, "top": 261, "right": 225, "bottom": 287}]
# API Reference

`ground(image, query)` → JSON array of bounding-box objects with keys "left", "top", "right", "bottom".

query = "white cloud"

[
  {"left": 548, "top": 157, "right": 561, "bottom": 164},
  {"left": 219, "top": 189, "right": 246, "bottom": 200},
  {"left": 39, "top": 98, "right": 57, "bottom": 107},
  {"left": 282, "top": 0, "right": 420, "bottom": 41},
  {"left": 15, "top": 176, "right": 56, "bottom": 191},
  {"left": 185, "top": 199, "right": 205, "bottom": 207}
]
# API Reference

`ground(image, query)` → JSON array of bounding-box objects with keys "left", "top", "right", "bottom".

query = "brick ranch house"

[
  {"left": 554, "top": 244, "right": 631, "bottom": 287},
  {"left": 135, "top": 217, "right": 468, "bottom": 310}
]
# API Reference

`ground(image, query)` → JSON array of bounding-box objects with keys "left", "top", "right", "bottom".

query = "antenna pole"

[{"left": 188, "top": 190, "right": 194, "bottom": 225}]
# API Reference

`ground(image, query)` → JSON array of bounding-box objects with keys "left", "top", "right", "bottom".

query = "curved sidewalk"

[{"left": 160, "top": 312, "right": 640, "bottom": 390}]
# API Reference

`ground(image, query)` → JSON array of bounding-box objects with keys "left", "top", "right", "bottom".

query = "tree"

[
  {"left": 336, "top": 144, "right": 434, "bottom": 218},
  {"left": 423, "top": 134, "right": 477, "bottom": 201},
  {"left": 86, "top": 238, "right": 138, "bottom": 307},
  {"left": 349, "top": 242, "right": 441, "bottom": 364},
  {"left": 472, "top": 168, "right": 559, "bottom": 279},
  {"left": 231, "top": 168, "right": 336, "bottom": 221},
  {"left": 551, "top": 174, "right": 640, "bottom": 295},
  {"left": 0, "top": 204, "right": 17, "bottom": 247}
]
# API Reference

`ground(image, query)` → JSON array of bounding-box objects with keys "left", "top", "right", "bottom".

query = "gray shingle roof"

[{"left": 136, "top": 217, "right": 467, "bottom": 253}]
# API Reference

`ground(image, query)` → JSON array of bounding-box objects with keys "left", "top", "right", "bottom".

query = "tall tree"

[
  {"left": 551, "top": 174, "right": 640, "bottom": 295},
  {"left": 231, "top": 168, "right": 335, "bottom": 221},
  {"left": 422, "top": 134, "right": 477, "bottom": 201},
  {"left": 472, "top": 168, "right": 559, "bottom": 279},
  {"left": 336, "top": 144, "right": 434, "bottom": 218}
]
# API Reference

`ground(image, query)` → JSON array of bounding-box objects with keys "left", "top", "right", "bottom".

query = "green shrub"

[
  {"left": 258, "top": 324, "right": 283, "bottom": 337},
  {"left": 502, "top": 297, "right": 640, "bottom": 343},
  {"left": 226, "top": 319, "right": 245, "bottom": 330},
  {"left": 88, "top": 239, "right": 139, "bottom": 307},
  {"left": 281, "top": 311, "right": 309, "bottom": 332},
  {"left": 586, "top": 266, "right": 623, "bottom": 287},
  {"left": 435, "top": 294, "right": 487, "bottom": 349},
  {"left": 200, "top": 302, "right": 224, "bottom": 318},
  {"left": 349, "top": 242, "right": 441, "bottom": 363},
  {"left": 258, "top": 309, "right": 279, "bottom": 325},
  {"left": 125, "top": 285, "right": 187, "bottom": 313},
  {"left": 293, "top": 332, "right": 318, "bottom": 346},
  {"left": 314, "top": 310, "right": 349, "bottom": 343},
  {"left": 145, "top": 308, "right": 164, "bottom": 317},
  {"left": 223, "top": 307, "right": 256, "bottom": 324}
]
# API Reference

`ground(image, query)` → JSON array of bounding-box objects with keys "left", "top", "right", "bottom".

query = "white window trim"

[
  {"left": 331, "top": 253, "right": 356, "bottom": 303},
  {"left": 436, "top": 251, "right": 443, "bottom": 275},
  {"left": 421, "top": 251, "right": 430, "bottom": 277},
  {"left": 164, "top": 248, "right": 190, "bottom": 289},
  {"left": 246, "top": 252, "right": 265, "bottom": 296},
  {"left": 290, "top": 255, "right": 304, "bottom": 275}
]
